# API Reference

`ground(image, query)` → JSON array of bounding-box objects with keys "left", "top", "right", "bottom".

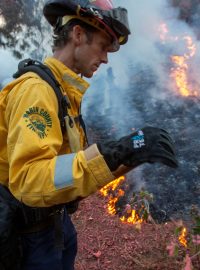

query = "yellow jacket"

[{"left": 0, "top": 57, "right": 114, "bottom": 207}]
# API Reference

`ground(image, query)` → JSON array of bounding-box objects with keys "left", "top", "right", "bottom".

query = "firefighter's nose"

[{"left": 101, "top": 52, "right": 108, "bottom": 64}]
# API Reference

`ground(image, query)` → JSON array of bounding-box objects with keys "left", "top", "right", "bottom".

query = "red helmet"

[
  {"left": 89, "top": 0, "right": 113, "bottom": 10},
  {"left": 43, "top": 0, "right": 131, "bottom": 52}
]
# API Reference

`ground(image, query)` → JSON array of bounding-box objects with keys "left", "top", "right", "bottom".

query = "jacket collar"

[
  {"left": 44, "top": 57, "right": 90, "bottom": 95},
  {"left": 44, "top": 57, "right": 90, "bottom": 113}
]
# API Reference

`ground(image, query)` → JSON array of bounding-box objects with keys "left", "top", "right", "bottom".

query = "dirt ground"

[{"left": 72, "top": 192, "right": 200, "bottom": 270}]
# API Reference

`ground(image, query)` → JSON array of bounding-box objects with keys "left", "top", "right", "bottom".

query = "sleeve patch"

[{"left": 23, "top": 106, "right": 53, "bottom": 139}]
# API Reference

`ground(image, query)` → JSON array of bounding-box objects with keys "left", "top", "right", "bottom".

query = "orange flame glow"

[
  {"left": 100, "top": 176, "right": 125, "bottom": 197},
  {"left": 179, "top": 227, "right": 187, "bottom": 247},
  {"left": 120, "top": 209, "right": 143, "bottom": 224},
  {"left": 158, "top": 23, "right": 198, "bottom": 97},
  {"left": 100, "top": 176, "right": 125, "bottom": 215},
  {"left": 170, "top": 36, "right": 197, "bottom": 97},
  {"left": 100, "top": 176, "right": 146, "bottom": 224}
]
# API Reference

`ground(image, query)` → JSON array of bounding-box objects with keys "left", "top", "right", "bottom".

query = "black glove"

[{"left": 97, "top": 126, "right": 178, "bottom": 171}]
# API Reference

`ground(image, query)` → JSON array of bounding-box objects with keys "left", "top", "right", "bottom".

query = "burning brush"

[{"left": 100, "top": 176, "right": 154, "bottom": 224}]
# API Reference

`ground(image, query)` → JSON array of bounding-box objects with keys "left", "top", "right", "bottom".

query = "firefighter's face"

[{"left": 73, "top": 26, "right": 112, "bottom": 78}]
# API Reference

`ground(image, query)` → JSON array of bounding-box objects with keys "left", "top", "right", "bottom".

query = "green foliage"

[
  {"left": 193, "top": 216, "right": 200, "bottom": 235},
  {"left": 121, "top": 190, "right": 154, "bottom": 222},
  {"left": 175, "top": 226, "right": 183, "bottom": 236},
  {"left": 174, "top": 245, "right": 179, "bottom": 257}
]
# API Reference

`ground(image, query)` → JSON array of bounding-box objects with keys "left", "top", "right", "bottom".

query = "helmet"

[{"left": 43, "top": 0, "right": 131, "bottom": 52}]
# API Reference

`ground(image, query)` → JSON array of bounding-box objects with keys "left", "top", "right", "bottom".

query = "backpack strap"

[
  {"left": 13, "top": 58, "right": 89, "bottom": 143},
  {"left": 13, "top": 58, "right": 70, "bottom": 133}
]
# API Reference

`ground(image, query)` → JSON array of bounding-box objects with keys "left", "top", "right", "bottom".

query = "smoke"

[
  {"left": 82, "top": 0, "right": 200, "bottom": 131},
  {"left": 112, "top": 0, "right": 174, "bottom": 83},
  {"left": 83, "top": 0, "right": 200, "bottom": 115},
  {"left": 82, "top": 0, "right": 200, "bottom": 222},
  {"left": 0, "top": 49, "right": 18, "bottom": 86}
]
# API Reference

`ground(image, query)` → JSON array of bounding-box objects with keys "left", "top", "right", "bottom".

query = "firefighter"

[{"left": 0, "top": 0, "right": 178, "bottom": 269}]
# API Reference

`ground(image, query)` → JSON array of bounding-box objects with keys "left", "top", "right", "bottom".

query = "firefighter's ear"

[{"left": 72, "top": 25, "right": 86, "bottom": 46}]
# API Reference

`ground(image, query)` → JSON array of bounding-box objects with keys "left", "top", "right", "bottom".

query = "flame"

[
  {"left": 100, "top": 176, "right": 146, "bottom": 224},
  {"left": 100, "top": 176, "right": 125, "bottom": 215},
  {"left": 120, "top": 209, "right": 143, "bottom": 224},
  {"left": 158, "top": 23, "right": 198, "bottom": 97},
  {"left": 170, "top": 55, "right": 190, "bottom": 96},
  {"left": 179, "top": 227, "right": 187, "bottom": 247},
  {"left": 100, "top": 176, "right": 125, "bottom": 197},
  {"left": 170, "top": 35, "right": 197, "bottom": 97}
]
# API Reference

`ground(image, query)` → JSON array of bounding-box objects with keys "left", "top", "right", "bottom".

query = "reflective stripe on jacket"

[{"left": 0, "top": 57, "right": 114, "bottom": 207}]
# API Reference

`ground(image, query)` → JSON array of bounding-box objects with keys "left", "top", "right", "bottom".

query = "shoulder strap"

[
  {"left": 13, "top": 58, "right": 70, "bottom": 133},
  {"left": 13, "top": 59, "right": 89, "bottom": 144}
]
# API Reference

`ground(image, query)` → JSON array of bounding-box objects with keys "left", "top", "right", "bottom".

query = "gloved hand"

[{"left": 97, "top": 126, "right": 178, "bottom": 172}]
